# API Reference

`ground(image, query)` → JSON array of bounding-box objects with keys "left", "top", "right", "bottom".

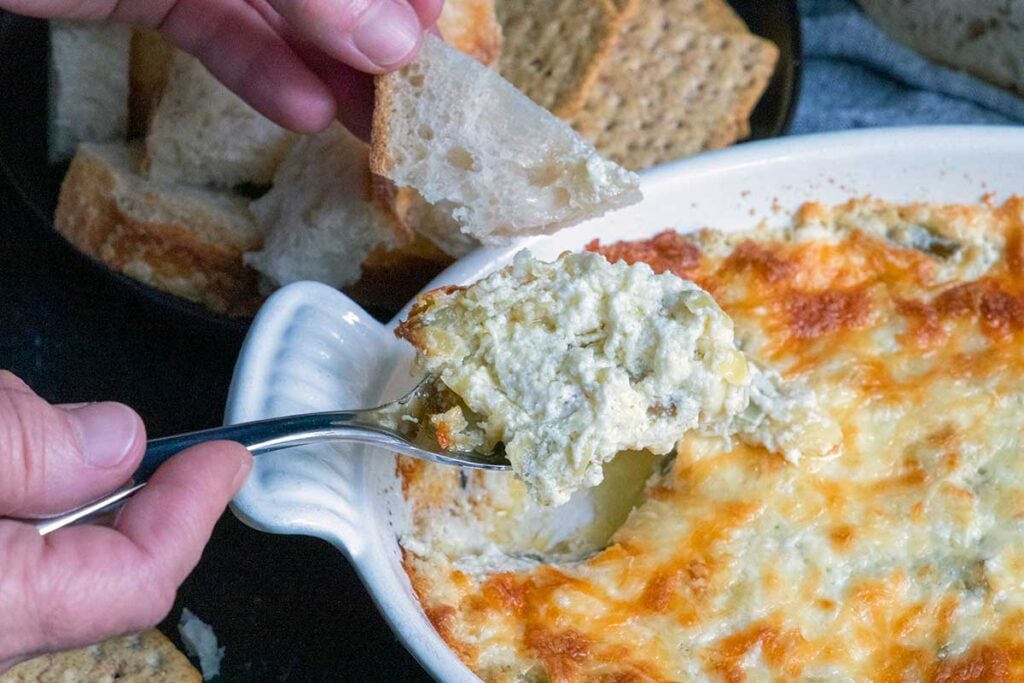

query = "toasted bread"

[
  {"left": 128, "top": 28, "right": 173, "bottom": 139},
  {"left": 55, "top": 142, "right": 262, "bottom": 316}
]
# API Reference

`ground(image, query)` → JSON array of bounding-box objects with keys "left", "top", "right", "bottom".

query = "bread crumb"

[{"left": 178, "top": 608, "right": 224, "bottom": 680}]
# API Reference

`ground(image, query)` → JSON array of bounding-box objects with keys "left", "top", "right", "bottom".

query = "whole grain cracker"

[
  {"left": 495, "top": 0, "right": 636, "bottom": 118},
  {"left": 1, "top": 631, "right": 200, "bottom": 683},
  {"left": 694, "top": 0, "right": 749, "bottom": 32},
  {"left": 572, "top": 0, "right": 778, "bottom": 170}
]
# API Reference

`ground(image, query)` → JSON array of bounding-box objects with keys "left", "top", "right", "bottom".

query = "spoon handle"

[
  {"left": 31, "top": 411, "right": 373, "bottom": 536},
  {"left": 27, "top": 407, "right": 508, "bottom": 536}
]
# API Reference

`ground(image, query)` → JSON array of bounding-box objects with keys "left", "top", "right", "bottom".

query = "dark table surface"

[{"left": 0, "top": 180, "right": 430, "bottom": 681}]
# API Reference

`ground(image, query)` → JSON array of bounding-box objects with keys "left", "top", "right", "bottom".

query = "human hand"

[
  {"left": 3, "top": 0, "right": 443, "bottom": 138},
  {"left": 0, "top": 371, "right": 252, "bottom": 673}
]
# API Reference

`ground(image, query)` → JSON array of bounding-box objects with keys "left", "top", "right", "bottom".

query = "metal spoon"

[{"left": 30, "top": 379, "right": 509, "bottom": 536}]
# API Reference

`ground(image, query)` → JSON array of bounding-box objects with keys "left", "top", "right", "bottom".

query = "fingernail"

[
  {"left": 232, "top": 454, "right": 253, "bottom": 491},
  {"left": 353, "top": 0, "right": 422, "bottom": 68},
  {"left": 66, "top": 402, "right": 141, "bottom": 468}
]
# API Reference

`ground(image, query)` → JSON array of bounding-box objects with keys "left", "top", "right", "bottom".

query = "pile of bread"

[{"left": 50, "top": 0, "right": 778, "bottom": 318}]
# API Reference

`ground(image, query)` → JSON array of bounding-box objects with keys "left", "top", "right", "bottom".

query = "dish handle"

[{"left": 224, "top": 282, "right": 406, "bottom": 556}]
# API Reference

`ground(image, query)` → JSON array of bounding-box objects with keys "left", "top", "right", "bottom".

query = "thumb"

[
  {"left": 0, "top": 372, "right": 144, "bottom": 518},
  {"left": 263, "top": 0, "right": 429, "bottom": 74}
]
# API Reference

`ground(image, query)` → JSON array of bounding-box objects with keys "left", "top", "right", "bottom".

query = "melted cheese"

[
  {"left": 397, "top": 250, "right": 753, "bottom": 505},
  {"left": 400, "top": 197, "right": 1024, "bottom": 682}
]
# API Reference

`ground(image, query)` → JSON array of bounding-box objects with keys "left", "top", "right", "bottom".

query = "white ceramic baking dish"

[{"left": 225, "top": 126, "right": 1024, "bottom": 681}]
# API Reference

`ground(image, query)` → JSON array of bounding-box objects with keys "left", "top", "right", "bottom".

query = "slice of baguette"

[
  {"left": 371, "top": 34, "right": 641, "bottom": 245},
  {"left": 1, "top": 630, "right": 200, "bottom": 683},
  {"left": 128, "top": 28, "right": 174, "bottom": 139},
  {"left": 245, "top": 123, "right": 405, "bottom": 291},
  {"left": 438, "top": 0, "right": 503, "bottom": 66},
  {"left": 374, "top": 0, "right": 503, "bottom": 258},
  {"left": 47, "top": 21, "right": 131, "bottom": 164},
  {"left": 55, "top": 142, "right": 263, "bottom": 316},
  {"left": 143, "top": 52, "right": 297, "bottom": 187},
  {"left": 857, "top": 0, "right": 1024, "bottom": 94}
]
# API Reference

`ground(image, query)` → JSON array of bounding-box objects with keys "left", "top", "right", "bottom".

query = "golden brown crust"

[
  {"left": 342, "top": 236, "right": 454, "bottom": 314},
  {"left": 54, "top": 147, "right": 262, "bottom": 317},
  {"left": 399, "top": 197, "right": 1024, "bottom": 681},
  {"left": 438, "top": 0, "right": 504, "bottom": 66},
  {"left": 128, "top": 28, "right": 173, "bottom": 140},
  {"left": 2, "top": 630, "right": 200, "bottom": 682},
  {"left": 368, "top": 74, "right": 396, "bottom": 178}
]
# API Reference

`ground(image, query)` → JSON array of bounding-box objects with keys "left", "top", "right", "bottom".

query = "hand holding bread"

[
  {"left": 48, "top": 0, "right": 778, "bottom": 320},
  {"left": 17, "top": 0, "right": 443, "bottom": 135}
]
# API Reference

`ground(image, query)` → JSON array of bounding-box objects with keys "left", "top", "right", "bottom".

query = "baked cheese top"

[
  {"left": 397, "top": 251, "right": 838, "bottom": 505},
  {"left": 398, "top": 197, "right": 1024, "bottom": 681}
]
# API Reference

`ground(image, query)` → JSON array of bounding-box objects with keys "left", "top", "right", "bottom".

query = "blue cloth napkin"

[{"left": 791, "top": 0, "right": 1024, "bottom": 133}]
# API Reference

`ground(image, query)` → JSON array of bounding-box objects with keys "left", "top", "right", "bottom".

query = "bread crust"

[{"left": 55, "top": 146, "right": 262, "bottom": 317}]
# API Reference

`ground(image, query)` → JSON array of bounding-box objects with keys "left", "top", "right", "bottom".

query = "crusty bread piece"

[
  {"left": 494, "top": 0, "right": 635, "bottom": 118},
  {"left": 372, "top": 179, "right": 479, "bottom": 257},
  {"left": 128, "top": 28, "right": 173, "bottom": 139},
  {"left": 1, "top": 630, "right": 200, "bottom": 683},
  {"left": 438, "top": 0, "right": 503, "bottom": 66},
  {"left": 143, "top": 52, "right": 297, "bottom": 187},
  {"left": 47, "top": 21, "right": 130, "bottom": 163},
  {"left": 55, "top": 142, "right": 262, "bottom": 316},
  {"left": 857, "top": 0, "right": 1024, "bottom": 94},
  {"left": 571, "top": 0, "right": 779, "bottom": 170},
  {"left": 375, "top": 0, "right": 503, "bottom": 257},
  {"left": 343, "top": 235, "right": 454, "bottom": 312},
  {"left": 245, "top": 123, "right": 404, "bottom": 290},
  {"left": 371, "top": 35, "right": 641, "bottom": 245}
]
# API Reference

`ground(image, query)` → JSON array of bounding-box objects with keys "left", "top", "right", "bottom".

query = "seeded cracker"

[
  {"left": 572, "top": 0, "right": 778, "bottom": 170},
  {"left": 495, "top": 0, "right": 637, "bottom": 118},
  {"left": 1, "top": 631, "right": 200, "bottom": 683}
]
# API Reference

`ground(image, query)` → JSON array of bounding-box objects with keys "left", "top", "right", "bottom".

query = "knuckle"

[{"left": 0, "top": 371, "right": 28, "bottom": 392}]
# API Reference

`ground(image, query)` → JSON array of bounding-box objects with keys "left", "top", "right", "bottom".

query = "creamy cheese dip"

[{"left": 397, "top": 250, "right": 839, "bottom": 505}]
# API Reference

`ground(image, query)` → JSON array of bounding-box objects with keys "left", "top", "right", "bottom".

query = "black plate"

[{"left": 0, "top": 3, "right": 800, "bottom": 332}]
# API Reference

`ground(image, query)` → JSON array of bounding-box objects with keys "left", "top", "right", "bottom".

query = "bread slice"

[
  {"left": 494, "top": 0, "right": 635, "bottom": 118},
  {"left": 143, "top": 52, "right": 297, "bottom": 187},
  {"left": 245, "top": 123, "right": 405, "bottom": 290},
  {"left": 571, "top": 0, "right": 779, "bottom": 170},
  {"left": 128, "top": 28, "right": 174, "bottom": 139},
  {"left": 374, "top": 0, "right": 503, "bottom": 257},
  {"left": 344, "top": 235, "right": 454, "bottom": 313},
  {"left": 47, "top": 21, "right": 131, "bottom": 163},
  {"left": 438, "top": 0, "right": 503, "bottom": 66},
  {"left": 55, "top": 142, "right": 262, "bottom": 315},
  {"left": 2, "top": 630, "right": 200, "bottom": 682},
  {"left": 371, "top": 34, "right": 641, "bottom": 245},
  {"left": 857, "top": 0, "right": 1024, "bottom": 94}
]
